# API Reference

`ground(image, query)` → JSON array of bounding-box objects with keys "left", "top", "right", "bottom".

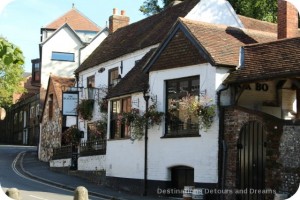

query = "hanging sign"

[{"left": 62, "top": 92, "right": 78, "bottom": 116}]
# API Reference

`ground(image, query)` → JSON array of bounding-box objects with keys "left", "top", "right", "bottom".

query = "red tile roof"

[
  {"left": 238, "top": 15, "right": 277, "bottom": 33},
  {"left": 177, "top": 18, "right": 277, "bottom": 67},
  {"left": 75, "top": 0, "right": 200, "bottom": 73},
  {"left": 45, "top": 8, "right": 100, "bottom": 32},
  {"left": 50, "top": 76, "right": 75, "bottom": 110},
  {"left": 225, "top": 37, "right": 300, "bottom": 84}
]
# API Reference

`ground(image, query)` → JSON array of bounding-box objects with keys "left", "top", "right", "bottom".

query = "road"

[{"left": 0, "top": 145, "right": 105, "bottom": 200}]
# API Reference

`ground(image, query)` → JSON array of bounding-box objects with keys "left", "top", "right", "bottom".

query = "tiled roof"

[
  {"left": 51, "top": 76, "right": 75, "bottom": 110},
  {"left": 45, "top": 8, "right": 100, "bottom": 32},
  {"left": 75, "top": 0, "right": 200, "bottom": 73},
  {"left": 224, "top": 37, "right": 300, "bottom": 84},
  {"left": 238, "top": 15, "right": 277, "bottom": 33},
  {"left": 106, "top": 49, "right": 156, "bottom": 99},
  {"left": 179, "top": 18, "right": 277, "bottom": 67}
]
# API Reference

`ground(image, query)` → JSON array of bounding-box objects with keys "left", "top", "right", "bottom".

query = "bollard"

[
  {"left": 74, "top": 186, "right": 88, "bottom": 200},
  {"left": 5, "top": 188, "right": 20, "bottom": 200}
]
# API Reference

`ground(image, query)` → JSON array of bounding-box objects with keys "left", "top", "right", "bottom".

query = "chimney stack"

[
  {"left": 277, "top": 0, "right": 299, "bottom": 39},
  {"left": 109, "top": 8, "right": 130, "bottom": 33}
]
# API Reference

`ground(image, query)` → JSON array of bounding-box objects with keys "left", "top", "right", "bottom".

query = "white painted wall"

[
  {"left": 106, "top": 64, "right": 224, "bottom": 184},
  {"left": 186, "top": 0, "right": 244, "bottom": 28},
  {"left": 41, "top": 26, "right": 84, "bottom": 89},
  {"left": 50, "top": 158, "right": 71, "bottom": 167},
  {"left": 81, "top": 30, "right": 108, "bottom": 63},
  {"left": 78, "top": 155, "right": 106, "bottom": 171},
  {"left": 77, "top": 46, "right": 157, "bottom": 139}
]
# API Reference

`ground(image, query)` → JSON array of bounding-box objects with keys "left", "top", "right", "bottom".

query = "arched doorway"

[{"left": 237, "top": 121, "right": 266, "bottom": 200}]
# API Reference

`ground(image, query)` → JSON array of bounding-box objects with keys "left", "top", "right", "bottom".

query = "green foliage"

[
  {"left": 0, "top": 37, "right": 25, "bottom": 106},
  {"left": 228, "top": 0, "right": 277, "bottom": 23},
  {"left": 62, "top": 125, "right": 82, "bottom": 145},
  {"left": 77, "top": 99, "right": 94, "bottom": 120},
  {"left": 139, "top": 0, "right": 182, "bottom": 16},
  {"left": 140, "top": 0, "right": 277, "bottom": 23}
]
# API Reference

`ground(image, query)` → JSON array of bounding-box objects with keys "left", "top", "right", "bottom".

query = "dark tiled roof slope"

[
  {"left": 225, "top": 37, "right": 300, "bottom": 84},
  {"left": 45, "top": 8, "right": 100, "bottom": 32},
  {"left": 75, "top": 0, "right": 200, "bottom": 73},
  {"left": 106, "top": 49, "right": 156, "bottom": 99},
  {"left": 238, "top": 15, "right": 277, "bottom": 33},
  {"left": 180, "top": 18, "right": 277, "bottom": 67}
]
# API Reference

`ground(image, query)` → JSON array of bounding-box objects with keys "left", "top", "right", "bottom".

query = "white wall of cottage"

[
  {"left": 40, "top": 27, "right": 84, "bottom": 89},
  {"left": 77, "top": 46, "right": 157, "bottom": 141},
  {"left": 105, "top": 63, "right": 228, "bottom": 184},
  {"left": 81, "top": 30, "right": 109, "bottom": 63}
]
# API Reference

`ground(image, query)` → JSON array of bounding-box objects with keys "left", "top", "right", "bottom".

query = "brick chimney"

[
  {"left": 109, "top": 8, "right": 130, "bottom": 33},
  {"left": 277, "top": 0, "right": 299, "bottom": 39}
]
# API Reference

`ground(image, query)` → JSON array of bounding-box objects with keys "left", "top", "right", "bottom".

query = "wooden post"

[{"left": 74, "top": 186, "right": 88, "bottom": 200}]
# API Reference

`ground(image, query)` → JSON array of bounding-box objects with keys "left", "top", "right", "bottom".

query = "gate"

[{"left": 237, "top": 121, "right": 266, "bottom": 200}]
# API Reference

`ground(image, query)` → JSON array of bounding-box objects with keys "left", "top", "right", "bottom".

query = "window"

[
  {"left": 49, "top": 94, "right": 53, "bottom": 120},
  {"left": 36, "top": 104, "right": 40, "bottom": 118},
  {"left": 108, "top": 67, "right": 119, "bottom": 86},
  {"left": 14, "top": 113, "right": 18, "bottom": 125},
  {"left": 31, "top": 59, "right": 40, "bottom": 83},
  {"left": 51, "top": 52, "right": 74, "bottom": 62},
  {"left": 166, "top": 76, "right": 200, "bottom": 136},
  {"left": 87, "top": 75, "right": 95, "bottom": 99},
  {"left": 30, "top": 106, "right": 35, "bottom": 118},
  {"left": 110, "top": 97, "right": 131, "bottom": 139}
]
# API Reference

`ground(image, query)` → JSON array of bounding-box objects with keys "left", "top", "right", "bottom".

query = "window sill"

[
  {"left": 108, "top": 137, "right": 131, "bottom": 141},
  {"left": 161, "top": 133, "right": 201, "bottom": 139}
]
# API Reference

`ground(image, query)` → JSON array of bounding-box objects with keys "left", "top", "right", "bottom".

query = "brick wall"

[{"left": 223, "top": 106, "right": 300, "bottom": 199}]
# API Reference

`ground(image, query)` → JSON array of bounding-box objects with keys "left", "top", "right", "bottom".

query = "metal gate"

[{"left": 237, "top": 121, "right": 266, "bottom": 200}]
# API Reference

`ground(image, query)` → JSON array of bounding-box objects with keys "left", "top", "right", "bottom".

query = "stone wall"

[
  {"left": 222, "top": 106, "right": 300, "bottom": 199},
  {"left": 39, "top": 82, "right": 62, "bottom": 162}
]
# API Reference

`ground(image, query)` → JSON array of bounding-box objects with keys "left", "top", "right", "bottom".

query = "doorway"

[{"left": 238, "top": 121, "right": 266, "bottom": 200}]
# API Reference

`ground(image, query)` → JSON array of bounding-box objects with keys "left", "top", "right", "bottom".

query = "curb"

[{"left": 18, "top": 151, "right": 124, "bottom": 200}]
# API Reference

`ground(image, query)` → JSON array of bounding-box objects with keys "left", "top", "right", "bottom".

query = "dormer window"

[{"left": 51, "top": 52, "right": 74, "bottom": 62}]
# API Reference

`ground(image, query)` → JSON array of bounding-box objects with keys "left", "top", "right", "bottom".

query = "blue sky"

[{"left": 0, "top": 0, "right": 146, "bottom": 72}]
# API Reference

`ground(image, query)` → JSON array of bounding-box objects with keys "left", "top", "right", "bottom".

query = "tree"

[
  {"left": 139, "top": 0, "right": 181, "bottom": 16},
  {"left": 0, "top": 37, "right": 25, "bottom": 107},
  {"left": 227, "top": 0, "right": 277, "bottom": 23},
  {"left": 139, "top": 0, "right": 277, "bottom": 23}
]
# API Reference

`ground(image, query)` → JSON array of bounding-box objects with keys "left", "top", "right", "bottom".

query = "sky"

[{"left": 0, "top": 0, "right": 146, "bottom": 72}]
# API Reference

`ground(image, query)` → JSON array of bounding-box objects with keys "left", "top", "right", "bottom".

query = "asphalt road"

[{"left": 0, "top": 145, "right": 105, "bottom": 200}]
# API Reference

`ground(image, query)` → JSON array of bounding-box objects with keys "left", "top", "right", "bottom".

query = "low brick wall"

[{"left": 223, "top": 106, "right": 300, "bottom": 199}]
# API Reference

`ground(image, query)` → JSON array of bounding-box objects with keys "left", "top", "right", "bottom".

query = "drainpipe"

[{"left": 217, "top": 84, "right": 229, "bottom": 200}]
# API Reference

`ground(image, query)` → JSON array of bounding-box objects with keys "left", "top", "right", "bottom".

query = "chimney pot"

[
  {"left": 113, "top": 8, "right": 118, "bottom": 15},
  {"left": 121, "top": 10, "right": 126, "bottom": 16}
]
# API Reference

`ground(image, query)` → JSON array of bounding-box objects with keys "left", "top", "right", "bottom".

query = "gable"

[{"left": 150, "top": 29, "right": 208, "bottom": 72}]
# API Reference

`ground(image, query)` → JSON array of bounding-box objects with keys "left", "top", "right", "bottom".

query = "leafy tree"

[
  {"left": 139, "top": 0, "right": 277, "bottom": 23},
  {"left": 0, "top": 37, "right": 25, "bottom": 107},
  {"left": 228, "top": 0, "right": 277, "bottom": 23}
]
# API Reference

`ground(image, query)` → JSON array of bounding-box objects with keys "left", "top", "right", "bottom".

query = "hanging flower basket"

[
  {"left": 62, "top": 126, "right": 81, "bottom": 145},
  {"left": 77, "top": 99, "right": 94, "bottom": 120}
]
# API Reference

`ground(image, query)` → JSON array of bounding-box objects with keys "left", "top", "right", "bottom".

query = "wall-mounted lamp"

[{"left": 98, "top": 67, "right": 105, "bottom": 73}]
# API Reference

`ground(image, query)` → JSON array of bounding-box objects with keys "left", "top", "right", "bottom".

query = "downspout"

[{"left": 217, "top": 84, "right": 229, "bottom": 200}]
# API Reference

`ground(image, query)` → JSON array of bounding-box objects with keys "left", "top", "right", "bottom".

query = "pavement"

[{"left": 18, "top": 150, "right": 169, "bottom": 200}]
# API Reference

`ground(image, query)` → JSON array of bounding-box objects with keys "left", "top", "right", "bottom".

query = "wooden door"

[{"left": 238, "top": 121, "right": 266, "bottom": 200}]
